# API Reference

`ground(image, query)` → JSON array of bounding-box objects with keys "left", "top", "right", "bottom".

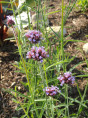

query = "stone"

[
  {"left": 83, "top": 43, "right": 88, "bottom": 54},
  {"left": 18, "top": 86, "right": 21, "bottom": 90},
  {"left": 46, "top": 26, "right": 67, "bottom": 36},
  {"left": 18, "top": 0, "right": 25, "bottom": 8},
  {"left": 15, "top": 12, "right": 31, "bottom": 29}
]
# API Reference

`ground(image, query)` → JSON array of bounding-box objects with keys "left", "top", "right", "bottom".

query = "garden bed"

[{"left": 0, "top": 0, "right": 88, "bottom": 117}]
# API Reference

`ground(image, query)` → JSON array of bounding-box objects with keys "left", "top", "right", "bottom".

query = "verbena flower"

[
  {"left": 25, "top": 30, "right": 43, "bottom": 43},
  {"left": 26, "top": 46, "right": 49, "bottom": 62},
  {"left": 43, "top": 85, "right": 60, "bottom": 96},
  {"left": 57, "top": 72, "right": 75, "bottom": 86},
  {"left": 7, "top": 16, "right": 15, "bottom": 27}
]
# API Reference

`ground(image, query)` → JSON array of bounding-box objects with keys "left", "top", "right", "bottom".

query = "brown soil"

[{"left": 1, "top": 0, "right": 88, "bottom": 117}]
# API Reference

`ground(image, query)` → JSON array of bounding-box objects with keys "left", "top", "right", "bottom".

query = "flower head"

[
  {"left": 57, "top": 72, "right": 75, "bottom": 86},
  {"left": 25, "top": 30, "right": 43, "bottom": 43},
  {"left": 7, "top": 16, "right": 15, "bottom": 27},
  {"left": 43, "top": 85, "right": 60, "bottom": 96},
  {"left": 26, "top": 46, "right": 49, "bottom": 62}
]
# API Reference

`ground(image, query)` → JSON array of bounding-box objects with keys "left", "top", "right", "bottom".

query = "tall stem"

[
  {"left": 65, "top": 84, "right": 69, "bottom": 118},
  {"left": 61, "top": 0, "right": 69, "bottom": 117},
  {"left": 12, "top": 26, "right": 31, "bottom": 92},
  {"left": 77, "top": 83, "right": 88, "bottom": 117},
  {"left": 39, "top": 63, "right": 48, "bottom": 118},
  {"left": 61, "top": 0, "right": 65, "bottom": 71},
  {"left": 12, "top": 26, "right": 19, "bottom": 46}
]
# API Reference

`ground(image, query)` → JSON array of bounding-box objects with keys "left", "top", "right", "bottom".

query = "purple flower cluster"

[
  {"left": 26, "top": 46, "right": 49, "bottom": 62},
  {"left": 57, "top": 72, "right": 75, "bottom": 86},
  {"left": 7, "top": 16, "right": 15, "bottom": 27},
  {"left": 25, "top": 30, "right": 43, "bottom": 43},
  {"left": 43, "top": 85, "right": 60, "bottom": 96}
]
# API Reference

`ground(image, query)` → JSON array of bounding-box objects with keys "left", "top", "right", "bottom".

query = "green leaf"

[
  {"left": 12, "top": 98, "right": 19, "bottom": 104},
  {"left": 2, "top": 88, "right": 30, "bottom": 99},
  {"left": 20, "top": 114, "right": 26, "bottom": 118},
  {"left": 76, "top": 75, "right": 88, "bottom": 77},
  {"left": 26, "top": 0, "right": 35, "bottom": 7}
]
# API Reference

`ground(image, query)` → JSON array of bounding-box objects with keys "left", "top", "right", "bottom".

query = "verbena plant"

[{"left": 2, "top": 0, "right": 88, "bottom": 117}]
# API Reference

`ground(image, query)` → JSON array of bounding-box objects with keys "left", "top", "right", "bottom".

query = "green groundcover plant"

[{"left": 2, "top": 0, "right": 88, "bottom": 118}]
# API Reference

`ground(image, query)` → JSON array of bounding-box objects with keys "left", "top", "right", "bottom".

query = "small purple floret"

[
  {"left": 25, "top": 30, "right": 42, "bottom": 43},
  {"left": 7, "top": 16, "right": 15, "bottom": 27},
  {"left": 26, "top": 46, "right": 49, "bottom": 62},
  {"left": 43, "top": 85, "right": 60, "bottom": 96},
  {"left": 57, "top": 72, "right": 75, "bottom": 86}
]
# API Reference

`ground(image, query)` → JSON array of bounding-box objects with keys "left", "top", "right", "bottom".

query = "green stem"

[
  {"left": 15, "top": 87, "right": 30, "bottom": 118},
  {"left": 61, "top": 1, "right": 69, "bottom": 117},
  {"left": 65, "top": 84, "right": 69, "bottom": 118},
  {"left": 10, "top": 0, "right": 18, "bottom": 28},
  {"left": 10, "top": 1, "right": 31, "bottom": 93},
  {"left": 61, "top": 0, "right": 65, "bottom": 71},
  {"left": 43, "top": 63, "right": 48, "bottom": 86},
  {"left": 39, "top": 63, "right": 48, "bottom": 117},
  {"left": 21, "top": 55, "right": 31, "bottom": 92},
  {"left": 51, "top": 97, "right": 54, "bottom": 118},
  {"left": 12, "top": 26, "right": 19, "bottom": 46},
  {"left": 19, "top": 101, "right": 30, "bottom": 118},
  {"left": 76, "top": 83, "right": 88, "bottom": 117},
  {"left": 12, "top": 26, "right": 31, "bottom": 93}
]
